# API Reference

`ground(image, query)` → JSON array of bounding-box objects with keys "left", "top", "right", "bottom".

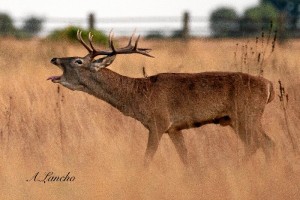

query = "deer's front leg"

[
  {"left": 168, "top": 130, "right": 188, "bottom": 165},
  {"left": 144, "top": 130, "right": 163, "bottom": 167}
]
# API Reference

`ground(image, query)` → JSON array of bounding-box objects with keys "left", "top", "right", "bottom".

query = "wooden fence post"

[
  {"left": 88, "top": 13, "right": 95, "bottom": 30},
  {"left": 182, "top": 11, "right": 190, "bottom": 39}
]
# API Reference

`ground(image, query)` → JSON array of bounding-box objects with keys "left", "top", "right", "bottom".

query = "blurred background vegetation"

[
  {"left": 0, "top": 13, "right": 43, "bottom": 38},
  {"left": 47, "top": 26, "right": 108, "bottom": 45},
  {"left": 0, "top": 0, "right": 299, "bottom": 41},
  {"left": 210, "top": 0, "right": 299, "bottom": 39}
]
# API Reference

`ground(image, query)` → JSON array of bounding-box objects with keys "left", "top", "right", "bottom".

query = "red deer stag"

[{"left": 49, "top": 30, "right": 275, "bottom": 166}]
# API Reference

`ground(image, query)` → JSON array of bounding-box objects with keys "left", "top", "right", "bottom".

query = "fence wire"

[
  {"left": 12, "top": 16, "right": 211, "bottom": 37},
  {"left": 7, "top": 15, "right": 300, "bottom": 37}
]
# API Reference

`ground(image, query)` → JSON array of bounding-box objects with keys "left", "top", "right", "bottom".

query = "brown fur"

[{"left": 49, "top": 55, "right": 275, "bottom": 166}]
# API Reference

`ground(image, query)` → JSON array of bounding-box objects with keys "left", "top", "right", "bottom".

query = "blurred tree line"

[
  {"left": 210, "top": 0, "right": 299, "bottom": 38},
  {"left": 0, "top": 12, "right": 108, "bottom": 44},
  {"left": 0, "top": 13, "right": 43, "bottom": 38}
]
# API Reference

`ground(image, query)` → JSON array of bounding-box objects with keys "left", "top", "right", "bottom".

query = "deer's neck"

[{"left": 80, "top": 68, "right": 140, "bottom": 116}]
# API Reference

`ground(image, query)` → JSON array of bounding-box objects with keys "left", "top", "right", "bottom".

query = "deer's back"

[{"left": 141, "top": 72, "right": 273, "bottom": 121}]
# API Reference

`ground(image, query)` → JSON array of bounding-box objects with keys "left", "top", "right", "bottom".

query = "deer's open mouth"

[{"left": 48, "top": 58, "right": 63, "bottom": 83}]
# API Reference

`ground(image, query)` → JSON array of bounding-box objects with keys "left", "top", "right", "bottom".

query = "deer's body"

[
  {"left": 49, "top": 31, "right": 275, "bottom": 166},
  {"left": 81, "top": 69, "right": 274, "bottom": 131}
]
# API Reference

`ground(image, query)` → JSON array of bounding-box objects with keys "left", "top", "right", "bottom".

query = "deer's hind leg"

[
  {"left": 231, "top": 113, "right": 275, "bottom": 162},
  {"left": 230, "top": 115, "right": 260, "bottom": 160},
  {"left": 254, "top": 122, "right": 275, "bottom": 162}
]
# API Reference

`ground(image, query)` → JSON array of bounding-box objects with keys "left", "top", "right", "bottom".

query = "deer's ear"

[{"left": 90, "top": 55, "right": 116, "bottom": 71}]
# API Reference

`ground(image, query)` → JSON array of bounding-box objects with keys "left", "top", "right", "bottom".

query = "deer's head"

[{"left": 49, "top": 30, "right": 153, "bottom": 90}]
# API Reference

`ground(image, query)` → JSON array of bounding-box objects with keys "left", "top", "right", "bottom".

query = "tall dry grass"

[{"left": 0, "top": 37, "right": 300, "bottom": 200}]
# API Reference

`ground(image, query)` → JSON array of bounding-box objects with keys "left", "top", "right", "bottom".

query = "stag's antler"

[{"left": 76, "top": 30, "right": 153, "bottom": 58}]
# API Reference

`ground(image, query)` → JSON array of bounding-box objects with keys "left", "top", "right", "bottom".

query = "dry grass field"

[{"left": 0, "top": 36, "right": 300, "bottom": 200}]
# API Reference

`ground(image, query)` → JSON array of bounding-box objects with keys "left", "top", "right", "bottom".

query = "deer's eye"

[{"left": 75, "top": 59, "right": 83, "bottom": 65}]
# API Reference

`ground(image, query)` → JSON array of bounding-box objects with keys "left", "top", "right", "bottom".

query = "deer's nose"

[{"left": 50, "top": 58, "right": 57, "bottom": 64}]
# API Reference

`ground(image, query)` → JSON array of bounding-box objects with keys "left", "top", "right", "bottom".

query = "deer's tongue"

[{"left": 47, "top": 75, "right": 61, "bottom": 83}]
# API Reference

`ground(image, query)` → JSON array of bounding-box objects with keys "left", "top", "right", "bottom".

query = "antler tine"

[
  {"left": 127, "top": 30, "right": 135, "bottom": 48},
  {"left": 118, "top": 30, "right": 136, "bottom": 50},
  {"left": 131, "top": 35, "right": 153, "bottom": 57},
  {"left": 134, "top": 35, "right": 140, "bottom": 50},
  {"left": 137, "top": 50, "right": 154, "bottom": 58},
  {"left": 109, "top": 31, "right": 116, "bottom": 52},
  {"left": 77, "top": 30, "right": 93, "bottom": 53},
  {"left": 88, "top": 32, "right": 97, "bottom": 52}
]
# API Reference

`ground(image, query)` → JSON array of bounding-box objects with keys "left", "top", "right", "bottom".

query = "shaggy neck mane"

[{"left": 81, "top": 68, "right": 145, "bottom": 117}]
